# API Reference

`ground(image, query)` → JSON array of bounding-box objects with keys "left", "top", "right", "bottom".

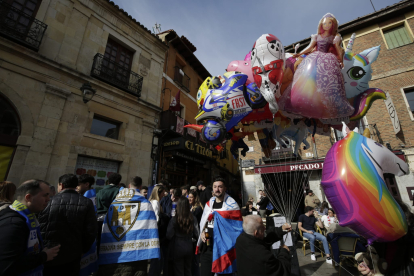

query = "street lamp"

[{"left": 80, "top": 82, "right": 96, "bottom": 103}]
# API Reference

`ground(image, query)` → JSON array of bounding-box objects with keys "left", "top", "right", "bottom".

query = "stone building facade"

[
  {"left": 0, "top": 0, "right": 168, "bottom": 190},
  {"left": 240, "top": 0, "right": 414, "bottom": 210}
]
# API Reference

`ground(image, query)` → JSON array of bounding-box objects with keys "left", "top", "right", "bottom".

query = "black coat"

[
  {"left": 241, "top": 207, "right": 257, "bottom": 216},
  {"left": 166, "top": 215, "right": 199, "bottom": 260},
  {"left": 191, "top": 205, "right": 203, "bottom": 225},
  {"left": 0, "top": 203, "right": 47, "bottom": 276},
  {"left": 200, "top": 186, "right": 213, "bottom": 207},
  {"left": 38, "top": 189, "right": 97, "bottom": 266},
  {"left": 257, "top": 196, "right": 269, "bottom": 210},
  {"left": 235, "top": 226, "right": 291, "bottom": 276}
]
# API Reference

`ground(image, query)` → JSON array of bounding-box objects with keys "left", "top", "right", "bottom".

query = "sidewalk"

[{"left": 296, "top": 240, "right": 359, "bottom": 276}]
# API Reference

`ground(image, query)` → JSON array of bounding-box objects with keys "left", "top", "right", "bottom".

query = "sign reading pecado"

[{"left": 163, "top": 137, "right": 213, "bottom": 159}]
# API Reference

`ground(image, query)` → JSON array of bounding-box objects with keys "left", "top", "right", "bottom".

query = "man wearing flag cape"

[
  {"left": 196, "top": 176, "right": 243, "bottom": 275},
  {"left": 97, "top": 178, "right": 160, "bottom": 276},
  {"left": 77, "top": 174, "right": 98, "bottom": 276}
]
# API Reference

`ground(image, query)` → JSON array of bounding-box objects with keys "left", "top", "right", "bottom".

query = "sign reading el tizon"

[{"left": 163, "top": 137, "right": 213, "bottom": 159}]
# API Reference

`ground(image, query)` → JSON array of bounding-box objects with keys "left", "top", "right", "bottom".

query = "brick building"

[
  {"left": 153, "top": 30, "right": 240, "bottom": 189},
  {"left": 240, "top": 0, "right": 414, "bottom": 211},
  {"left": 0, "top": 0, "right": 168, "bottom": 190}
]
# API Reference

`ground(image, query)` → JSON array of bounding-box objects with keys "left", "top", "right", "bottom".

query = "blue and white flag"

[
  {"left": 99, "top": 188, "right": 160, "bottom": 265},
  {"left": 84, "top": 189, "right": 97, "bottom": 215},
  {"left": 80, "top": 189, "right": 98, "bottom": 276}
]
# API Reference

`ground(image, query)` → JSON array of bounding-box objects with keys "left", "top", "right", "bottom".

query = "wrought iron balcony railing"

[
  {"left": 91, "top": 53, "right": 144, "bottom": 97},
  {"left": 0, "top": 1, "right": 47, "bottom": 51},
  {"left": 173, "top": 66, "right": 190, "bottom": 92}
]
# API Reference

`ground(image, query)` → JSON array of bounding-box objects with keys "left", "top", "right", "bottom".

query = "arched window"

[{"left": 0, "top": 95, "right": 20, "bottom": 181}]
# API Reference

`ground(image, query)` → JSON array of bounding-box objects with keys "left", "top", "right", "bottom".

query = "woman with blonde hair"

[
  {"left": 148, "top": 184, "right": 167, "bottom": 276},
  {"left": 149, "top": 184, "right": 166, "bottom": 222},
  {"left": 188, "top": 190, "right": 203, "bottom": 224},
  {"left": 0, "top": 181, "right": 17, "bottom": 211}
]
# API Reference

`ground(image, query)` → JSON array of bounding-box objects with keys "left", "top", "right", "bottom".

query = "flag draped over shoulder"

[
  {"left": 80, "top": 189, "right": 98, "bottom": 276},
  {"left": 99, "top": 188, "right": 160, "bottom": 265},
  {"left": 196, "top": 194, "right": 243, "bottom": 274}
]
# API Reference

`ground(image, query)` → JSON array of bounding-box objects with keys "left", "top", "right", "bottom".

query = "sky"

[{"left": 114, "top": 0, "right": 401, "bottom": 77}]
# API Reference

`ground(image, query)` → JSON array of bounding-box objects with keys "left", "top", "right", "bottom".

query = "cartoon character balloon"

[
  {"left": 321, "top": 124, "right": 409, "bottom": 244},
  {"left": 251, "top": 34, "right": 285, "bottom": 114}
]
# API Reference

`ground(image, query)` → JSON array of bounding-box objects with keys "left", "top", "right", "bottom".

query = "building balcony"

[
  {"left": 173, "top": 66, "right": 190, "bottom": 92},
  {"left": 0, "top": 1, "right": 47, "bottom": 51},
  {"left": 91, "top": 53, "right": 144, "bottom": 97}
]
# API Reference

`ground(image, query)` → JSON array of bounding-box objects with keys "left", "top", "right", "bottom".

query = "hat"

[
  {"left": 308, "top": 190, "right": 313, "bottom": 193},
  {"left": 190, "top": 186, "right": 197, "bottom": 190},
  {"left": 196, "top": 180, "right": 204, "bottom": 187}
]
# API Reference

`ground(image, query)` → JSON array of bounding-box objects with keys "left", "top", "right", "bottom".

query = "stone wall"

[{"left": 1, "top": 0, "right": 167, "bottom": 187}]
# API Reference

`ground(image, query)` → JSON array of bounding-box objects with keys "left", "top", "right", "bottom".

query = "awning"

[{"left": 254, "top": 159, "right": 325, "bottom": 174}]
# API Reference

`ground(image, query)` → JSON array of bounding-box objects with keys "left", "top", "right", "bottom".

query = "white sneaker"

[
  {"left": 311, "top": 254, "right": 316, "bottom": 261},
  {"left": 326, "top": 258, "right": 333, "bottom": 265}
]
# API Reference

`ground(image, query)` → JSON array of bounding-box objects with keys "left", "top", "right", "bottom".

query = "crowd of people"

[{"left": 1, "top": 175, "right": 414, "bottom": 276}]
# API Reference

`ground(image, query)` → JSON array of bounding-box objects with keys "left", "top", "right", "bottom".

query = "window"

[
  {"left": 4, "top": 0, "right": 42, "bottom": 33},
  {"left": 75, "top": 156, "right": 120, "bottom": 192},
  {"left": 404, "top": 88, "right": 414, "bottom": 113},
  {"left": 175, "top": 104, "right": 185, "bottom": 118},
  {"left": 174, "top": 65, "right": 190, "bottom": 91},
  {"left": 383, "top": 25, "right": 412, "bottom": 49},
  {"left": 102, "top": 39, "right": 133, "bottom": 86},
  {"left": 90, "top": 115, "right": 120, "bottom": 140}
]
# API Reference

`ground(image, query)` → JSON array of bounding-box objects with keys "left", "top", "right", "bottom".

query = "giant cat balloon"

[{"left": 321, "top": 124, "right": 408, "bottom": 244}]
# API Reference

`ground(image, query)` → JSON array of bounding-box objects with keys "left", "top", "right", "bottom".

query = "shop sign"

[
  {"left": 174, "top": 151, "right": 205, "bottom": 164},
  {"left": 163, "top": 137, "right": 213, "bottom": 159},
  {"left": 254, "top": 161, "right": 324, "bottom": 174},
  {"left": 384, "top": 92, "right": 400, "bottom": 134}
]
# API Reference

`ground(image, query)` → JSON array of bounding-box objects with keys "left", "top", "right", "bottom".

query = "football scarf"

[{"left": 10, "top": 200, "right": 43, "bottom": 276}]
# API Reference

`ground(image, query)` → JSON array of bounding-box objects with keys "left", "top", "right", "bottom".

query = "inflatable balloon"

[
  {"left": 343, "top": 34, "right": 380, "bottom": 99},
  {"left": 321, "top": 124, "right": 409, "bottom": 244},
  {"left": 226, "top": 59, "right": 254, "bottom": 84},
  {"left": 272, "top": 120, "right": 310, "bottom": 155},
  {"left": 251, "top": 34, "right": 285, "bottom": 114},
  {"left": 284, "top": 13, "right": 354, "bottom": 119}
]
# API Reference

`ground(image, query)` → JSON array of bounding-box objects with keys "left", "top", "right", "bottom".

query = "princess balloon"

[{"left": 285, "top": 13, "right": 354, "bottom": 119}]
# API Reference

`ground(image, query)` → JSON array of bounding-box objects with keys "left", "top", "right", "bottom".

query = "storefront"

[{"left": 160, "top": 137, "right": 214, "bottom": 187}]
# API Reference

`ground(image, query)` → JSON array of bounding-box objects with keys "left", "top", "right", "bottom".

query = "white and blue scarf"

[
  {"left": 99, "top": 188, "right": 160, "bottom": 265},
  {"left": 10, "top": 201, "right": 43, "bottom": 276},
  {"left": 80, "top": 189, "right": 98, "bottom": 276}
]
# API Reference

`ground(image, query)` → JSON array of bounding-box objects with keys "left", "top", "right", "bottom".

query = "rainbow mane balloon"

[{"left": 322, "top": 130, "right": 408, "bottom": 244}]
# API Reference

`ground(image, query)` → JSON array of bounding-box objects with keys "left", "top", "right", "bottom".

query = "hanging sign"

[{"left": 384, "top": 92, "right": 400, "bottom": 134}]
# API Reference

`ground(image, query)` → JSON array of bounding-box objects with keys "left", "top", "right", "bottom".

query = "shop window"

[
  {"left": 383, "top": 24, "right": 412, "bottom": 49},
  {"left": 75, "top": 156, "right": 120, "bottom": 192},
  {"left": 90, "top": 115, "right": 120, "bottom": 140}
]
